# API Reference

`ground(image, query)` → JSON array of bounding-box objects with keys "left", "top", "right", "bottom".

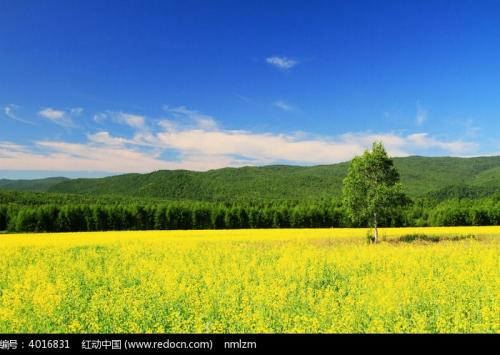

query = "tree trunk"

[{"left": 373, "top": 212, "right": 378, "bottom": 243}]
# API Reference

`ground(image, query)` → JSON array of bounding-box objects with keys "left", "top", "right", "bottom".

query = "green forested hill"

[
  {"left": 471, "top": 165, "right": 500, "bottom": 188},
  {"left": 37, "top": 156, "right": 500, "bottom": 201},
  {"left": 48, "top": 165, "right": 348, "bottom": 202},
  {"left": 0, "top": 177, "right": 69, "bottom": 192},
  {"left": 394, "top": 156, "right": 500, "bottom": 195}
]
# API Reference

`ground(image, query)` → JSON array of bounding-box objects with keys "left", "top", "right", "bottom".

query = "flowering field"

[{"left": 0, "top": 227, "right": 498, "bottom": 333}]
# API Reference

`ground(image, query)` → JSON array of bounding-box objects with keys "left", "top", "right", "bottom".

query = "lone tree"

[{"left": 342, "top": 142, "right": 407, "bottom": 243}]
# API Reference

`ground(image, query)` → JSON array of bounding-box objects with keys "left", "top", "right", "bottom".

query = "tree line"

[{"left": 1, "top": 197, "right": 499, "bottom": 233}]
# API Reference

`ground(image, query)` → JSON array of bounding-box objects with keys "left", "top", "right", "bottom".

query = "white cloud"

[
  {"left": 0, "top": 131, "right": 477, "bottom": 173},
  {"left": 273, "top": 100, "right": 297, "bottom": 113},
  {"left": 155, "top": 129, "right": 360, "bottom": 165},
  {"left": 407, "top": 133, "right": 477, "bottom": 155},
  {"left": 38, "top": 107, "right": 78, "bottom": 127},
  {"left": 12, "top": 141, "right": 171, "bottom": 173},
  {"left": 4, "top": 104, "right": 18, "bottom": 120},
  {"left": 114, "top": 112, "right": 146, "bottom": 129},
  {"left": 266, "top": 56, "right": 297, "bottom": 70},
  {"left": 0, "top": 141, "right": 30, "bottom": 155},
  {"left": 158, "top": 119, "right": 177, "bottom": 132},
  {"left": 38, "top": 108, "right": 65, "bottom": 120},
  {"left": 0, "top": 107, "right": 481, "bottom": 173},
  {"left": 87, "top": 131, "right": 130, "bottom": 146},
  {"left": 3, "top": 104, "right": 34, "bottom": 124},
  {"left": 163, "top": 105, "right": 218, "bottom": 130}
]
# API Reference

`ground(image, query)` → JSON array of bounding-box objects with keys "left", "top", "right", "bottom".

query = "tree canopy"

[{"left": 342, "top": 142, "right": 408, "bottom": 242}]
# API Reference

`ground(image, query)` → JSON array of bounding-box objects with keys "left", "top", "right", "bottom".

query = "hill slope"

[
  {"left": 43, "top": 156, "right": 500, "bottom": 201},
  {"left": 0, "top": 177, "right": 69, "bottom": 192}
]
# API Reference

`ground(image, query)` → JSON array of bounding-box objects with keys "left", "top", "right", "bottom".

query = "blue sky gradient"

[{"left": 1, "top": 0, "right": 499, "bottom": 177}]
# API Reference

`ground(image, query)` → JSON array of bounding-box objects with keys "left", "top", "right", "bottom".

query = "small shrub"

[
  {"left": 398, "top": 233, "right": 476, "bottom": 243},
  {"left": 446, "top": 234, "right": 476, "bottom": 241},
  {"left": 399, "top": 234, "right": 440, "bottom": 243}
]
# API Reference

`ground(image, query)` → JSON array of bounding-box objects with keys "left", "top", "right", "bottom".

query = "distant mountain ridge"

[
  {"left": 0, "top": 156, "right": 499, "bottom": 201},
  {"left": 0, "top": 177, "right": 69, "bottom": 192}
]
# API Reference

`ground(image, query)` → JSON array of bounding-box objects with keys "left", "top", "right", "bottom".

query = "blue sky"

[{"left": 1, "top": 0, "right": 499, "bottom": 178}]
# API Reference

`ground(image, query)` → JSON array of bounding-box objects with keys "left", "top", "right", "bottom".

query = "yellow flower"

[{"left": 0, "top": 227, "right": 498, "bottom": 333}]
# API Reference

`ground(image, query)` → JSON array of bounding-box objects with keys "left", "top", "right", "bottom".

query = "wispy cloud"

[
  {"left": 415, "top": 104, "right": 427, "bottom": 126},
  {"left": 39, "top": 108, "right": 65, "bottom": 120},
  {"left": 3, "top": 104, "right": 34, "bottom": 125},
  {"left": 0, "top": 103, "right": 482, "bottom": 172},
  {"left": 113, "top": 112, "right": 146, "bottom": 129},
  {"left": 0, "top": 105, "right": 480, "bottom": 173},
  {"left": 0, "top": 141, "right": 31, "bottom": 154},
  {"left": 93, "top": 112, "right": 107, "bottom": 123},
  {"left": 70, "top": 107, "right": 84, "bottom": 116},
  {"left": 273, "top": 100, "right": 297, "bottom": 113},
  {"left": 6, "top": 141, "right": 172, "bottom": 173},
  {"left": 38, "top": 107, "right": 80, "bottom": 127},
  {"left": 4, "top": 104, "right": 19, "bottom": 120},
  {"left": 463, "top": 119, "right": 480, "bottom": 138},
  {"left": 266, "top": 56, "right": 297, "bottom": 70},
  {"left": 87, "top": 131, "right": 131, "bottom": 146},
  {"left": 234, "top": 94, "right": 252, "bottom": 104},
  {"left": 163, "top": 105, "right": 218, "bottom": 130}
]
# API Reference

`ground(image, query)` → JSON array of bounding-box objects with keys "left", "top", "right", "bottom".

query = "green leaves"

[{"left": 342, "top": 142, "right": 408, "bottom": 229}]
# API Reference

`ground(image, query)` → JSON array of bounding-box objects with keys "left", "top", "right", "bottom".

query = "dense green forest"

[
  {"left": 0, "top": 189, "right": 499, "bottom": 232},
  {"left": 1, "top": 156, "right": 499, "bottom": 232}
]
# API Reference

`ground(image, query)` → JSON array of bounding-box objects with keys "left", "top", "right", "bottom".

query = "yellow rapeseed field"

[{"left": 0, "top": 227, "right": 498, "bottom": 333}]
